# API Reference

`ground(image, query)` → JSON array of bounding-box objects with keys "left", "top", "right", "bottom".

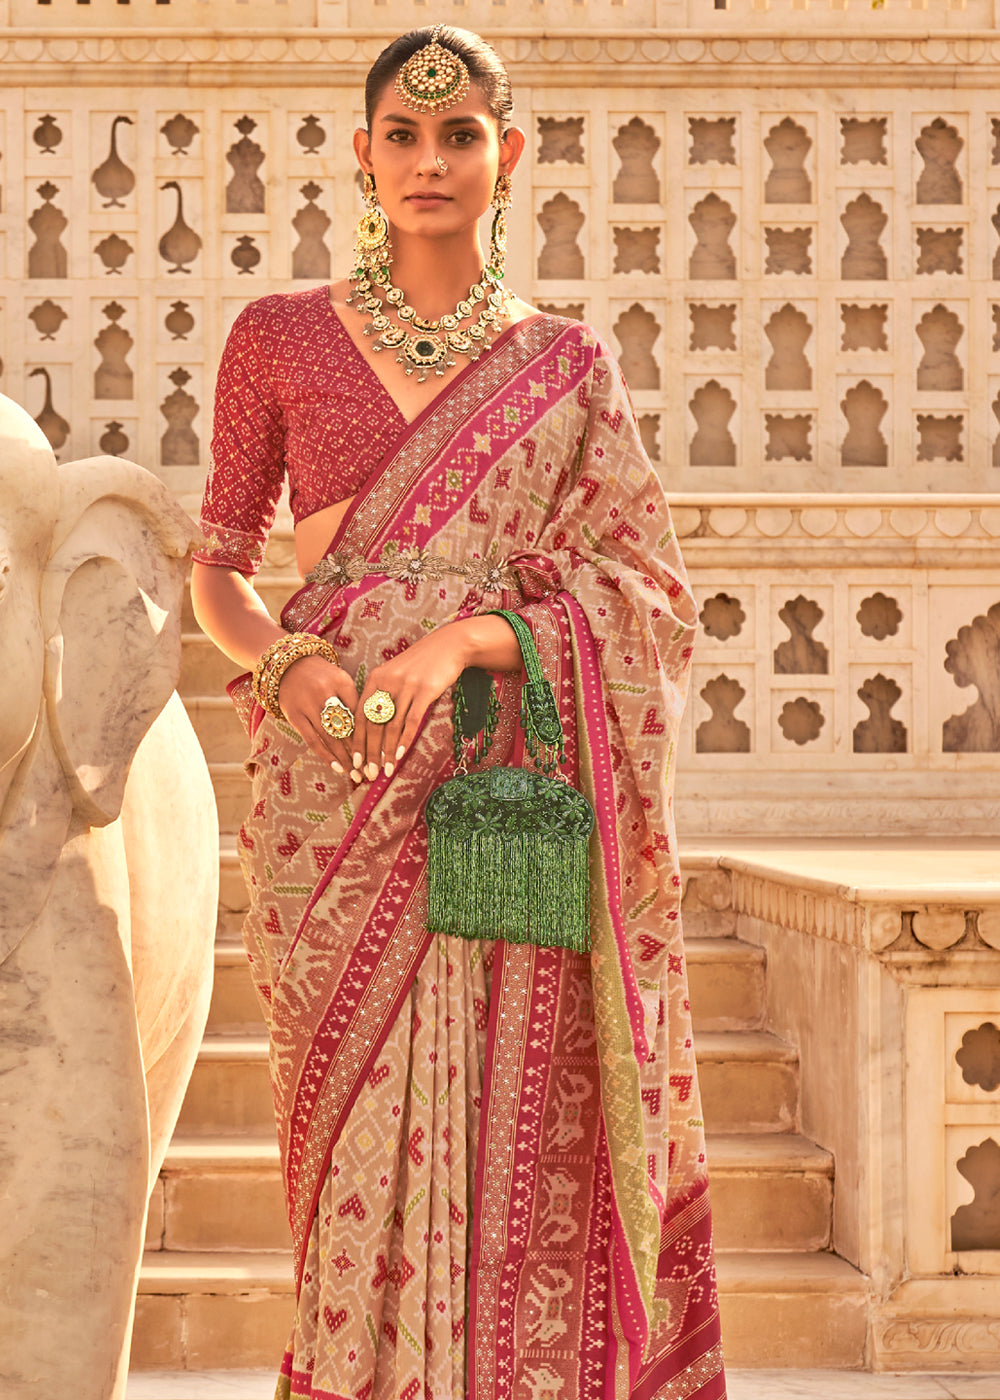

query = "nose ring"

[{"left": 436, "top": 156, "right": 448, "bottom": 174}]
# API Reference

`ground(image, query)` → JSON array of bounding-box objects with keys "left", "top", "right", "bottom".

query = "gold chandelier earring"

[
  {"left": 488, "top": 172, "right": 512, "bottom": 284},
  {"left": 352, "top": 172, "right": 391, "bottom": 285}
]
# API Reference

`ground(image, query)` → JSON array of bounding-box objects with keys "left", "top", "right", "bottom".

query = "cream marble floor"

[{"left": 125, "top": 1371, "right": 1000, "bottom": 1399}]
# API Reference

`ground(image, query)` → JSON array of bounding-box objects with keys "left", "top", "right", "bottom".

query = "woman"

[{"left": 192, "top": 25, "right": 725, "bottom": 1400}]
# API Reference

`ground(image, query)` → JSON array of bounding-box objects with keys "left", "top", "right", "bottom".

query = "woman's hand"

[
  {"left": 276, "top": 656, "right": 361, "bottom": 775},
  {"left": 351, "top": 614, "right": 522, "bottom": 781}
]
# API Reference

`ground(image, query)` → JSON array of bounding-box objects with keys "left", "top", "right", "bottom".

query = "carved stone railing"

[
  {"left": 4, "top": 0, "right": 999, "bottom": 37},
  {"left": 5, "top": 29, "right": 1000, "bottom": 79},
  {"left": 682, "top": 847, "right": 1000, "bottom": 1369}
]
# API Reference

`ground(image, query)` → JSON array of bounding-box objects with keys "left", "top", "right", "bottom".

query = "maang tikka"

[{"left": 394, "top": 25, "right": 470, "bottom": 115}]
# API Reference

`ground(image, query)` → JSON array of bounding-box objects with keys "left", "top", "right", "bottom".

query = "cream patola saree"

[{"left": 228, "top": 315, "right": 725, "bottom": 1400}]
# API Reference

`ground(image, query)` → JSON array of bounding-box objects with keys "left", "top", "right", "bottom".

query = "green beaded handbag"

[{"left": 425, "top": 610, "right": 595, "bottom": 952}]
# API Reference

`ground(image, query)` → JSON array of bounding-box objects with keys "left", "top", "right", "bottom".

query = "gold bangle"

[{"left": 252, "top": 633, "right": 340, "bottom": 720}]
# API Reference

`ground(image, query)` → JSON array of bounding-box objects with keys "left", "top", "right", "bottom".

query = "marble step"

[
  {"left": 175, "top": 1035, "right": 273, "bottom": 1137},
  {"left": 208, "top": 764, "right": 253, "bottom": 836},
  {"left": 207, "top": 944, "right": 263, "bottom": 1030},
  {"left": 133, "top": 1251, "right": 294, "bottom": 1371},
  {"left": 695, "top": 1030, "right": 799, "bottom": 1135},
  {"left": 149, "top": 1130, "right": 831, "bottom": 1256},
  {"left": 683, "top": 936, "right": 766, "bottom": 1032},
  {"left": 708, "top": 1133, "right": 832, "bottom": 1252},
  {"left": 217, "top": 844, "right": 248, "bottom": 941},
  {"left": 132, "top": 1248, "right": 866, "bottom": 1371},
  {"left": 206, "top": 936, "right": 766, "bottom": 1035},
  {"left": 175, "top": 1027, "right": 798, "bottom": 1137},
  {"left": 184, "top": 697, "right": 251, "bottom": 766},
  {"left": 179, "top": 633, "right": 242, "bottom": 699},
  {"left": 716, "top": 1251, "right": 868, "bottom": 1368}
]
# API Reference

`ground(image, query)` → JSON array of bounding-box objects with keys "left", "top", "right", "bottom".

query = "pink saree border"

[
  {"left": 272, "top": 319, "right": 600, "bottom": 1290},
  {"left": 563, "top": 592, "right": 725, "bottom": 1398},
  {"left": 563, "top": 593, "right": 651, "bottom": 1388},
  {"left": 563, "top": 593, "right": 649, "bottom": 1060}
]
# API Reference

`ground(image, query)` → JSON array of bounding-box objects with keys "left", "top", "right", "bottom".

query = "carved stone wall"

[
  {"left": 673, "top": 494, "right": 1000, "bottom": 832},
  {"left": 2, "top": 15, "right": 999, "bottom": 838},
  {"left": 8, "top": 29, "right": 1000, "bottom": 502}
]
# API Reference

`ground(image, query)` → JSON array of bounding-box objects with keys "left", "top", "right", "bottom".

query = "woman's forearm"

[
  {"left": 192, "top": 562, "right": 526, "bottom": 681},
  {"left": 448, "top": 613, "right": 522, "bottom": 674},
  {"left": 189, "top": 561, "right": 286, "bottom": 670}
]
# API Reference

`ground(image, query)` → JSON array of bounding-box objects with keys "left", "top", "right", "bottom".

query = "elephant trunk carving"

[{"left": 0, "top": 393, "right": 218, "bottom": 1400}]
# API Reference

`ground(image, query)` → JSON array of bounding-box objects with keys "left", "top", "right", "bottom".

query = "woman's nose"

[{"left": 416, "top": 143, "right": 445, "bottom": 175}]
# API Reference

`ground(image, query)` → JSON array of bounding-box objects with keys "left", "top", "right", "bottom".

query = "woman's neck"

[{"left": 381, "top": 231, "right": 488, "bottom": 320}]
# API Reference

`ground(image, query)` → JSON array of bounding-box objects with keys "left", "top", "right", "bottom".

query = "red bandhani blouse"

[{"left": 194, "top": 285, "right": 406, "bottom": 577}]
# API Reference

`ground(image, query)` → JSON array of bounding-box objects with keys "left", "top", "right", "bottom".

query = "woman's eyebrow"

[{"left": 378, "top": 113, "right": 483, "bottom": 128}]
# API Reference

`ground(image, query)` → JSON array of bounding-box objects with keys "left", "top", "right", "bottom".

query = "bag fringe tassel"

[{"left": 427, "top": 828, "right": 591, "bottom": 952}]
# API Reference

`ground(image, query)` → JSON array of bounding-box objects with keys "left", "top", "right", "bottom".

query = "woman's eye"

[
  {"left": 450, "top": 131, "right": 476, "bottom": 146},
  {"left": 387, "top": 129, "right": 413, "bottom": 142}
]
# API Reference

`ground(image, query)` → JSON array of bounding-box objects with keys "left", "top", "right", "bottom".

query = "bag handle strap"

[
  {"left": 490, "top": 610, "right": 565, "bottom": 772},
  {"left": 451, "top": 610, "right": 566, "bottom": 775}
]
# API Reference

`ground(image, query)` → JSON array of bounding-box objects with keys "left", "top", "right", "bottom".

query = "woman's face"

[{"left": 354, "top": 80, "right": 523, "bottom": 242}]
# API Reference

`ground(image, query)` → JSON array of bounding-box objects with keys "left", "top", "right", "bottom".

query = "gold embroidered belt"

[{"left": 305, "top": 543, "right": 519, "bottom": 596}]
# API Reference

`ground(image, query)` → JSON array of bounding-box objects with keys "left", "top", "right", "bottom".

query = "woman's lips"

[{"left": 406, "top": 193, "right": 451, "bottom": 203}]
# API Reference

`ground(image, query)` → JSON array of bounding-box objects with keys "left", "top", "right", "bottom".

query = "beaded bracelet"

[{"left": 252, "top": 632, "right": 340, "bottom": 721}]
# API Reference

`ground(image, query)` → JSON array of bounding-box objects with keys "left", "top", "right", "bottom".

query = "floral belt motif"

[{"left": 304, "top": 541, "right": 520, "bottom": 596}]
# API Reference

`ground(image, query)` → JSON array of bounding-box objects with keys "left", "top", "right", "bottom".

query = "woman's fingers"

[
  {"left": 373, "top": 701, "right": 408, "bottom": 778},
  {"left": 352, "top": 680, "right": 424, "bottom": 780},
  {"left": 276, "top": 658, "right": 360, "bottom": 775},
  {"left": 349, "top": 627, "right": 473, "bottom": 780},
  {"left": 396, "top": 699, "right": 428, "bottom": 763},
  {"left": 348, "top": 709, "right": 373, "bottom": 781},
  {"left": 298, "top": 718, "right": 354, "bottom": 774},
  {"left": 356, "top": 692, "right": 402, "bottom": 780},
  {"left": 284, "top": 699, "right": 355, "bottom": 773}
]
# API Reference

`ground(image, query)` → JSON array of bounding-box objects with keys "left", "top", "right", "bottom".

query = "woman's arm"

[
  {"left": 191, "top": 560, "right": 362, "bottom": 775},
  {"left": 192, "top": 561, "right": 521, "bottom": 781},
  {"left": 190, "top": 560, "right": 287, "bottom": 670}
]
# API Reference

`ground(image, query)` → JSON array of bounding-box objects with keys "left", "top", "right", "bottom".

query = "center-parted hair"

[{"left": 364, "top": 26, "right": 514, "bottom": 132}]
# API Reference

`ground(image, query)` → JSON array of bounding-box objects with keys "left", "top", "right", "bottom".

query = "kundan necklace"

[
  {"left": 346, "top": 266, "right": 513, "bottom": 383},
  {"left": 347, "top": 150, "right": 515, "bottom": 383}
]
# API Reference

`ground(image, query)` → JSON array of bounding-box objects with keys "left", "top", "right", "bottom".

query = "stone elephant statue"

[{"left": 0, "top": 394, "right": 218, "bottom": 1399}]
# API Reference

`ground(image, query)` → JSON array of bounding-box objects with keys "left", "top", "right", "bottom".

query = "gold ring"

[
  {"left": 363, "top": 690, "right": 396, "bottom": 725},
  {"left": 321, "top": 696, "right": 354, "bottom": 740}
]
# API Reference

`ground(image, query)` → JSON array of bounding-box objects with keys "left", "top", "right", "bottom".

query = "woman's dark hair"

[{"left": 365, "top": 26, "right": 513, "bottom": 132}]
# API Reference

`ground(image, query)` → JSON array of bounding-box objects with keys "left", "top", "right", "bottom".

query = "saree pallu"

[{"left": 234, "top": 316, "right": 726, "bottom": 1400}]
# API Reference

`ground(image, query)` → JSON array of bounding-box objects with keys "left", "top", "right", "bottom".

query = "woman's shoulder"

[
  {"left": 521, "top": 310, "right": 622, "bottom": 384},
  {"left": 520, "top": 306, "right": 613, "bottom": 355},
  {"left": 227, "top": 284, "right": 335, "bottom": 343}
]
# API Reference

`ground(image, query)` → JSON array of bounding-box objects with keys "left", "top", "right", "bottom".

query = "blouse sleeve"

[{"left": 192, "top": 299, "right": 287, "bottom": 578}]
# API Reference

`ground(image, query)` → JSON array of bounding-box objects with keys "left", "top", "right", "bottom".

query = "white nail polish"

[
  {"left": 365, "top": 762, "right": 378, "bottom": 781},
  {"left": 384, "top": 762, "right": 394, "bottom": 779},
  {"left": 353, "top": 753, "right": 363, "bottom": 769},
  {"left": 331, "top": 761, "right": 344, "bottom": 774},
  {"left": 395, "top": 745, "right": 406, "bottom": 761},
  {"left": 350, "top": 770, "right": 362, "bottom": 784}
]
